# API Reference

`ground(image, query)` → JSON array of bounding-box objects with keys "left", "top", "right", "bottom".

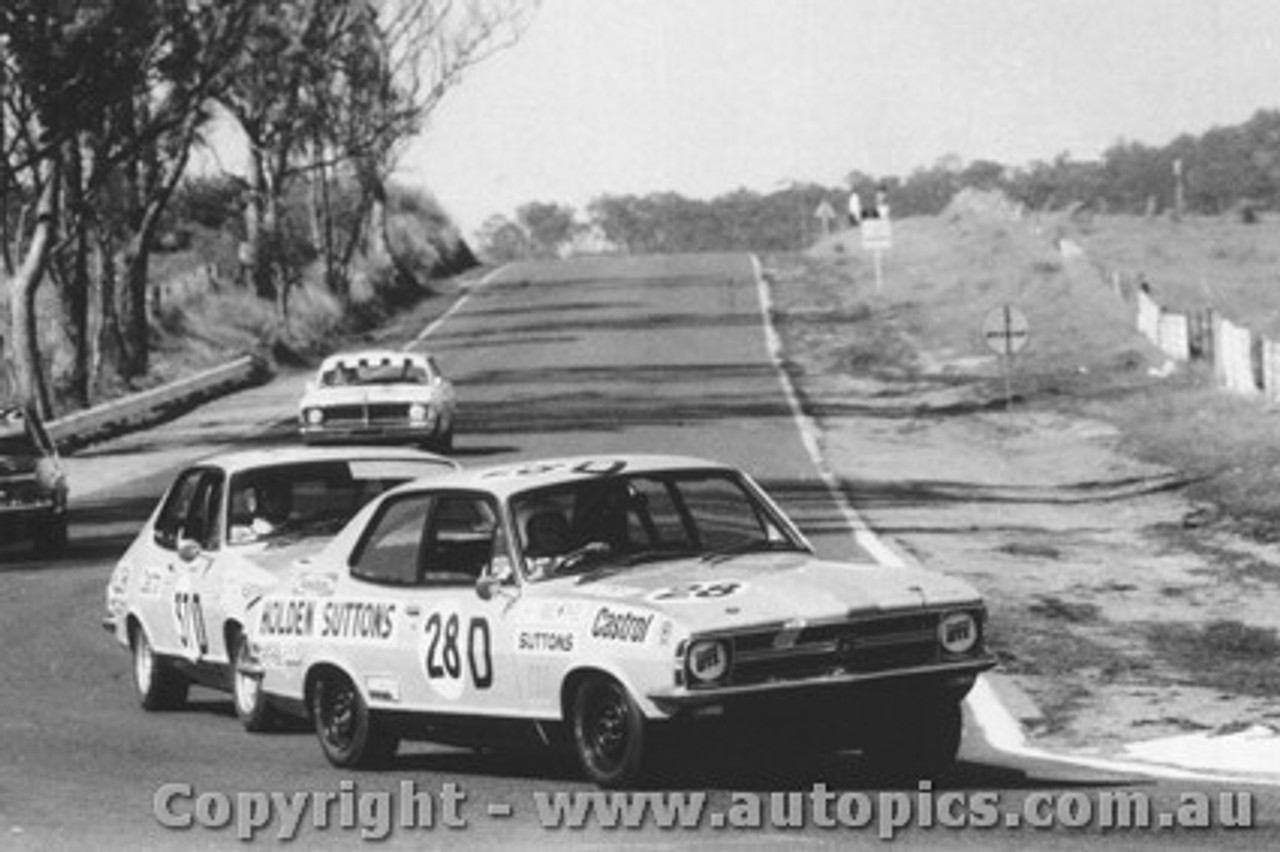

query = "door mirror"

[
  {"left": 476, "top": 556, "right": 516, "bottom": 601},
  {"left": 177, "top": 539, "right": 202, "bottom": 562}
]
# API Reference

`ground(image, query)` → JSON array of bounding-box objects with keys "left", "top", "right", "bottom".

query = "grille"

[
  {"left": 722, "top": 611, "right": 952, "bottom": 688},
  {"left": 319, "top": 404, "right": 413, "bottom": 425}
]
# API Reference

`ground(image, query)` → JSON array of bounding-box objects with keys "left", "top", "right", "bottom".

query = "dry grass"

[{"left": 793, "top": 209, "right": 1280, "bottom": 532}]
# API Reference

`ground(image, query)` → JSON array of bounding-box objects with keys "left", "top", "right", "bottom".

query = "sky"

[{"left": 399, "top": 0, "right": 1280, "bottom": 236}]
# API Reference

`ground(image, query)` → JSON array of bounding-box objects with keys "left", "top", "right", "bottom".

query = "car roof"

[
  {"left": 318, "top": 350, "right": 432, "bottom": 370},
  {"left": 385, "top": 454, "right": 735, "bottom": 500},
  {"left": 190, "top": 445, "right": 459, "bottom": 474}
]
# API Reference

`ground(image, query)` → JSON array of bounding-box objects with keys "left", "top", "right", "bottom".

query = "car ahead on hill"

[
  {"left": 297, "top": 350, "right": 456, "bottom": 453},
  {"left": 0, "top": 400, "right": 68, "bottom": 555},
  {"left": 103, "top": 446, "right": 458, "bottom": 724},
  {"left": 242, "top": 455, "right": 995, "bottom": 787}
]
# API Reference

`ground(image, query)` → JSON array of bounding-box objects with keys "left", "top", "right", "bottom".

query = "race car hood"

[
  {"left": 558, "top": 551, "right": 983, "bottom": 634},
  {"left": 300, "top": 385, "right": 441, "bottom": 407}
]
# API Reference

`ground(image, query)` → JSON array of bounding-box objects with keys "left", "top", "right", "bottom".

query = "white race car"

[
  {"left": 244, "top": 455, "right": 995, "bottom": 787},
  {"left": 297, "top": 350, "right": 456, "bottom": 452},
  {"left": 104, "top": 446, "right": 458, "bottom": 725}
]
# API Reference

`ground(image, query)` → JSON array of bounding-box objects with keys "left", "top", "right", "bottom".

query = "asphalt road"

[{"left": 0, "top": 253, "right": 1274, "bottom": 850}]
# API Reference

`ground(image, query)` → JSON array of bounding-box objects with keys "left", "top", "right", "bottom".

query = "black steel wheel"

[
  {"left": 310, "top": 670, "right": 397, "bottom": 769},
  {"left": 571, "top": 675, "right": 648, "bottom": 788}
]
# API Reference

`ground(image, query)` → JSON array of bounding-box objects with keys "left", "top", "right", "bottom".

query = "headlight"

[
  {"left": 305, "top": 408, "right": 324, "bottom": 425},
  {"left": 408, "top": 403, "right": 428, "bottom": 422},
  {"left": 938, "top": 611, "right": 979, "bottom": 655},
  {"left": 686, "top": 638, "right": 731, "bottom": 684}
]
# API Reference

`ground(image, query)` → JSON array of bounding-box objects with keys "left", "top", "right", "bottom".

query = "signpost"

[
  {"left": 981, "top": 304, "right": 1030, "bottom": 411},
  {"left": 861, "top": 219, "right": 892, "bottom": 293}
]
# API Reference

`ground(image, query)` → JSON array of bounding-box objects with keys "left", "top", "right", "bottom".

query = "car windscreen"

[
  {"left": 510, "top": 470, "right": 805, "bottom": 580},
  {"left": 319, "top": 360, "right": 431, "bottom": 387},
  {"left": 226, "top": 458, "right": 450, "bottom": 546}
]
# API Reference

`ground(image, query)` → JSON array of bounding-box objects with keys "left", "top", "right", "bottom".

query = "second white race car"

[{"left": 104, "top": 445, "right": 458, "bottom": 726}]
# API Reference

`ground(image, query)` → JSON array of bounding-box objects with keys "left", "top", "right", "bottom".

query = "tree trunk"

[
  {"left": 6, "top": 157, "right": 59, "bottom": 415},
  {"left": 59, "top": 138, "right": 90, "bottom": 407},
  {"left": 94, "top": 228, "right": 124, "bottom": 387}
]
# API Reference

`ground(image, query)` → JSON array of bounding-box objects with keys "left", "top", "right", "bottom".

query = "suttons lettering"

[
  {"left": 258, "top": 599, "right": 395, "bottom": 641},
  {"left": 591, "top": 607, "right": 654, "bottom": 643},
  {"left": 517, "top": 630, "right": 576, "bottom": 653}
]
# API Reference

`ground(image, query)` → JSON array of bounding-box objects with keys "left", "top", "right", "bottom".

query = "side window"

[
  {"left": 351, "top": 493, "right": 433, "bottom": 585},
  {"left": 187, "top": 472, "right": 225, "bottom": 550},
  {"left": 423, "top": 495, "right": 498, "bottom": 586},
  {"left": 154, "top": 470, "right": 206, "bottom": 551}
]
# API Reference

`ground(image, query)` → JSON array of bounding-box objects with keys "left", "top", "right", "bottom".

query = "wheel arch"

[{"left": 559, "top": 663, "right": 662, "bottom": 724}]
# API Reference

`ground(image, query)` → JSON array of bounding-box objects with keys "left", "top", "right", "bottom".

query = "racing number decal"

[
  {"left": 648, "top": 581, "right": 745, "bottom": 602},
  {"left": 173, "top": 590, "right": 209, "bottom": 655},
  {"left": 423, "top": 610, "right": 493, "bottom": 699}
]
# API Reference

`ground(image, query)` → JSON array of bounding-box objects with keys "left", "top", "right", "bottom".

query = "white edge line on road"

[
  {"left": 405, "top": 264, "right": 508, "bottom": 349},
  {"left": 748, "top": 254, "right": 905, "bottom": 569}
]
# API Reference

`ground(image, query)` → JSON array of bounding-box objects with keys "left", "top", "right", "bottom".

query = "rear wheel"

[
  {"left": 310, "top": 670, "right": 398, "bottom": 769},
  {"left": 132, "top": 626, "right": 188, "bottom": 711},
  {"left": 570, "top": 675, "right": 649, "bottom": 788},
  {"left": 231, "top": 632, "right": 276, "bottom": 732}
]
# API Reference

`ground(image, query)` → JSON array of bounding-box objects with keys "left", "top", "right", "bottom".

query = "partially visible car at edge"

[
  {"left": 0, "top": 400, "right": 68, "bottom": 555},
  {"left": 297, "top": 350, "right": 456, "bottom": 453},
  {"left": 240, "top": 454, "right": 995, "bottom": 787},
  {"left": 103, "top": 445, "right": 458, "bottom": 726}
]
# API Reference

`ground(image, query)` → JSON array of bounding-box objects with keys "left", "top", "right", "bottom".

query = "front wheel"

[
  {"left": 132, "top": 626, "right": 188, "bottom": 711},
  {"left": 570, "top": 675, "right": 649, "bottom": 788},
  {"left": 310, "top": 670, "right": 398, "bottom": 769},
  {"left": 231, "top": 632, "right": 276, "bottom": 732}
]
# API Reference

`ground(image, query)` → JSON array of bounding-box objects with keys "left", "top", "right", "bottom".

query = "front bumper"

[
  {"left": 648, "top": 655, "right": 996, "bottom": 712},
  {"left": 299, "top": 422, "right": 444, "bottom": 444}
]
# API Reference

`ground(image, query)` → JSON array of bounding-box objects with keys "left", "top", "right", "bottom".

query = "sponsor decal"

[
  {"left": 647, "top": 580, "right": 747, "bottom": 603},
  {"left": 688, "top": 640, "right": 729, "bottom": 681},
  {"left": 257, "top": 598, "right": 396, "bottom": 641},
  {"left": 258, "top": 599, "right": 316, "bottom": 638},
  {"left": 516, "top": 630, "right": 576, "bottom": 654},
  {"left": 591, "top": 607, "right": 654, "bottom": 643},
  {"left": 939, "top": 612, "right": 978, "bottom": 654},
  {"left": 291, "top": 572, "right": 338, "bottom": 598},
  {"left": 365, "top": 676, "right": 401, "bottom": 703},
  {"left": 321, "top": 601, "right": 396, "bottom": 640},
  {"left": 139, "top": 568, "right": 164, "bottom": 597}
]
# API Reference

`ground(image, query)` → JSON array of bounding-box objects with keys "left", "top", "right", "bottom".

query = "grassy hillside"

[{"left": 793, "top": 197, "right": 1280, "bottom": 528}]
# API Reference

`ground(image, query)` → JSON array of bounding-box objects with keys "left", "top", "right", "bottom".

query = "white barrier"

[
  {"left": 47, "top": 355, "right": 262, "bottom": 447},
  {"left": 1213, "top": 316, "right": 1258, "bottom": 396},
  {"left": 1136, "top": 290, "right": 1161, "bottom": 346},
  {"left": 1157, "top": 312, "right": 1190, "bottom": 361}
]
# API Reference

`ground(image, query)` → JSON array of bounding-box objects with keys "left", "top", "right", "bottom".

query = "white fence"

[{"left": 1123, "top": 273, "right": 1275, "bottom": 401}]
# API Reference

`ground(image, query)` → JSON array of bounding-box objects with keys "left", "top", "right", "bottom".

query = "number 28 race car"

[
  {"left": 103, "top": 446, "right": 458, "bottom": 720},
  {"left": 241, "top": 455, "right": 996, "bottom": 787}
]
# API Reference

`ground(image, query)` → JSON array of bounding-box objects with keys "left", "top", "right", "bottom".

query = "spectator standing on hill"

[{"left": 847, "top": 190, "right": 862, "bottom": 227}]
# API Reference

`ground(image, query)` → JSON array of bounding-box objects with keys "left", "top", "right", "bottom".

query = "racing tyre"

[
  {"left": 231, "top": 632, "right": 276, "bottom": 732},
  {"left": 311, "top": 670, "right": 398, "bottom": 769},
  {"left": 860, "top": 697, "right": 962, "bottom": 779},
  {"left": 570, "top": 675, "right": 649, "bottom": 788},
  {"left": 132, "top": 626, "right": 188, "bottom": 711}
]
